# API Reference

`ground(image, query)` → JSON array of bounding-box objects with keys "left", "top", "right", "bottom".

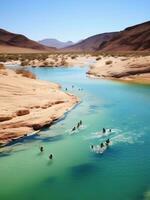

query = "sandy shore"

[
  {"left": 87, "top": 55, "right": 150, "bottom": 84},
  {"left": 0, "top": 68, "right": 78, "bottom": 146}
]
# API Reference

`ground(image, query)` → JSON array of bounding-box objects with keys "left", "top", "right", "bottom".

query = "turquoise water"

[{"left": 0, "top": 66, "right": 150, "bottom": 200}]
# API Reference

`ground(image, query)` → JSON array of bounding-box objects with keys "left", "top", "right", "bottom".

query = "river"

[{"left": 0, "top": 66, "right": 150, "bottom": 200}]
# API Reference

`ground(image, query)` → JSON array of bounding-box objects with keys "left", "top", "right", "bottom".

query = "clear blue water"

[{"left": 0, "top": 66, "right": 150, "bottom": 200}]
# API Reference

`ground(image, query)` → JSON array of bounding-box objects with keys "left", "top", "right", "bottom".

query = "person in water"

[
  {"left": 49, "top": 154, "right": 53, "bottom": 159},
  {"left": 90, "top": 145, "right": 94, "bottom": 149},
  {"left": 102, "top": 128, "right": 106, "bottom": 133},
  {"left": 100, "top": 143, "right": 104, "bottom": 148},
  {"left": 106, "top": 139, "right": 110, "bottom": 146},
  {"left": 72, "top": 127, "right": 76, "bottom": 131},
  {"left": 79, "top": 120, "right": 82, "bottom": 126},
  {"left": 65, "top": 88, "right": 67, "bottom": 91},
  {"left": 40, "top": 146, "right": 44, "bottom": 152},
  {"left": 77, "top": 122, "right": 80, "bottom": 129},
  {"left": 109, "top": 129, "right": 111, "bottom": 132}
]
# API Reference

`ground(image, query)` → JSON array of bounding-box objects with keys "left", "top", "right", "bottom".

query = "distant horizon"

[{"left": 0, "top": 0, "right": 150, "bottom": 42}]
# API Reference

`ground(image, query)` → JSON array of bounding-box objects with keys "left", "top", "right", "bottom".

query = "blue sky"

[{"left": 0, "top": 0, "right": 150, "bottom": 42}]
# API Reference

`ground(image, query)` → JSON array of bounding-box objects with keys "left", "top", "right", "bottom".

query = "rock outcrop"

[
  {"left": 87, "top": 55, "right": 150, "bottom": 83},
  {"left": 0, "top": 68, "right": 78, "bottom": 146}
]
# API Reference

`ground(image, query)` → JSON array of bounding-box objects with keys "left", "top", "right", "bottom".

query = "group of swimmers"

[
  {"left": 65, "top": 85, "right": 83, "bottom": 91},
  {"left": 102, "top": 128, "right": 111, "bottom": 134},
  {"left": 90, "top": 127, "right": 112, "bottom": 154},
  {"left": 40, "top": 146, "right": 53, "bottom": 160},
  {"left": 90, "top": 138, "right": 110, "bottom": 154},
  {"left": 39, "top": 127, "right": 110, "bottom": 157},
  {"left": 72, "top": 120, "right": 82, "bottom": 131}
]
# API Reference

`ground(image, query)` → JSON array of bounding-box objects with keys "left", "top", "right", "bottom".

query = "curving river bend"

[{"left": 0, "top": 66, "right": 150, "bottom": 200}]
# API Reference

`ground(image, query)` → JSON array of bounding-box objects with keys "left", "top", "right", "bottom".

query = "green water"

[{"left": 0, "top": 66, "right": 150, "bottom": 200}]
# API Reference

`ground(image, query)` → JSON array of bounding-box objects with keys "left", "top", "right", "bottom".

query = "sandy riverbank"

[
  {"left": 0, "top": 67, "right": 78, "bottom": 146},
  {"left": 1, "top": 53, "right": 150, "bottom": 84},
  {"left": 87, "top": 55, "right": 150, "bottom": 84}
]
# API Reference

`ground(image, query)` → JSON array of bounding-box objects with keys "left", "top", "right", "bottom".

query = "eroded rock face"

[
  {"left": 87, "top": 55, "right": 150, "bottom": 83},
  {"left": 0, "top": 116, "right": 12, "bottom": 122},
  {"left": 0, "top": 68, "right": 78, "bottom": 146},
  {"left": 16, "top": 109, "right": 30, "bottom": 116}
]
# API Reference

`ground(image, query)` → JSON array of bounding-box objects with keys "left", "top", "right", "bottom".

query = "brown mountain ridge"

[
  {"left": 0, "top": 28, "right": 56, "bottom": 53},
  {"left": 63, "top": 21, "right": 150, "bottom": 52},
  {"left": 62, "top": 32, "right": 117, "bottom": 52},
  {"left": 0, "top": 21, "right": 149, "bottom": 53},
  {"left": 98, "top": 21, "right": 150, "bottom": 51}
]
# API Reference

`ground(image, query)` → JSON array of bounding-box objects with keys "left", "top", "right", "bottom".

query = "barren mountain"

[
  {"left": 39, "top": 38, "right": 74, "bottom": 48},
  {"left": 98, "top": 21, "right": 150, "bottom": 51},
  {"left": 0, "top": 29, "right": 56, "bottom": 52},
  {"left": 62, "top": 32, "right": 117, "bottom": 52}
]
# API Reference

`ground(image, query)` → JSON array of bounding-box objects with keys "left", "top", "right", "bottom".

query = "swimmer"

[
  {"left": 49, "top": 154, "right": 53, "bottom": 159},
  {"left": 102, "top": 128, "right": 106, "bottom": 133},
  {"left": 106, "top": 139, "right": 110, "bottom": 146},
  {"left": 79, "top": 120, "right": 82, "bottom": 126},
  {"left": 77, "top": 122, "right": 80, "bottom": 129},
  {"left": 65, "top": 88, "right": 67, "bottom": 91},
  {"left": 90, "top": 145, "right": 94, "bottom": 149},
  {"left": 40, "top": 146, "right": 44, "bottom": 152},
  {"left": 72, "top": 127, "right": 76, "bottom": 131},
  {"left": 100, "top": 143, "right": 104, "bottom": 148},
  {"left": 109, "top": 129, "right": 111, "bottom": 132}
]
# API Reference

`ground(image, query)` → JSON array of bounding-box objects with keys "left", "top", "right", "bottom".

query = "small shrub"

[
  {"left": 60, "top": 58, "right": 68, "bottom": 66},
  {"left": 43, "top": 61, "right": 49, "bottom": 66},
  {"left": 96, "top": 57, "right": 101, "bottom": 61},
  {"left": 0, "top": 57, "right": 7, "bottom": 62},
  {"left": 15, "top": 68, "right": 36, "bottom": 79},
  {"left": 105, "top": 60, "right": 112, "bottom": 65},
  {"left": 71, "top": 55, "right": 77, "bottom": 59},
  {"left": 0, "top": 63, "right": 5, "bottom": 69},
  {"left": 121, "top": 58, "right": 128, "bottom": 61},
  {"left": 49, "top": 61, "right": 55, "bottom": 66},
  {"left": 21, "top": 60, "right": 29, "bottom": 66}
]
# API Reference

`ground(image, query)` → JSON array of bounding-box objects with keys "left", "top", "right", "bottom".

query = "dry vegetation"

[
  {"left": 105, "top": 60, "right": 113, "bottom": 65},
  {"left": 91, "top": 51, "right": 150, "bottom": 57},
  {"left": 0, "top": 53, "right": 50, "bottom": 63},
  {"left": 0, "top": 51, "right": 149, "bottom": 63},
  {"left": 96, "top": 56, "right": 101, "bottom": 61},
  {"left": 0, "top": 51, "right": 149, "bottom": 68},
  {"left": 0, "top": 63, "right": 5, "bottom": 69},
  {"left": 15, "top": 68, "right": 36, "bottom": 79}
]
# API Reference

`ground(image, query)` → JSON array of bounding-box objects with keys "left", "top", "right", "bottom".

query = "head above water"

[
  {"left": 40, "top": 146, "right": 44, "bottom": 152},
  {"left": 72, "top": 127, "right": 76, "bottom": 131},
  {"left": 49, "top": 154, "right": 53, "bottom": 159},
  {"left": 100, "top": 143, "right": 104, "bottom": 148},
  {"left": 102, "top": 128, "right": 106, "bottom": 133}
]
